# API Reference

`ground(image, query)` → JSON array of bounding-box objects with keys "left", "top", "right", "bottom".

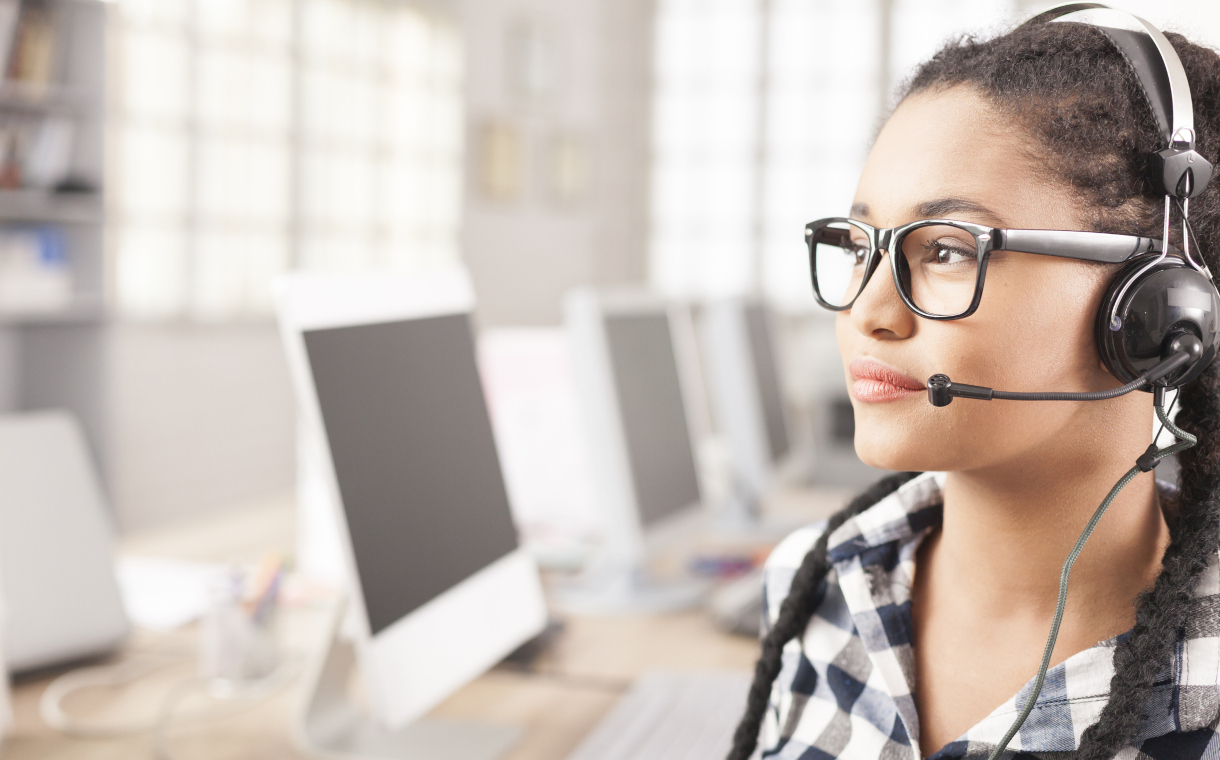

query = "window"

[
  {"left": 759, "top": 0, "right": 883, "bottom": 307},
  {"left": 649, "top": 0, "right": 762, "bottom": 302},
  {"left": 650, "top": 0, "right": 1015, "bottom": 308},
  {"left": 109, "top": 0, "right": 463, "bottom": 321}
]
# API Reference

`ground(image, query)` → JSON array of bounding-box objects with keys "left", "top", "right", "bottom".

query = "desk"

[{"left": 1, "top": 488, "right": 847, "bottom": 760}]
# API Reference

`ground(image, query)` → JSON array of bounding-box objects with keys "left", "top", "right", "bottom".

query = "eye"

[
  {"left": 849, "top": 240, "right": 870, "bottom": 265},
  {"left": 923, "top": 239, "right": 976, "bottom": 266}
]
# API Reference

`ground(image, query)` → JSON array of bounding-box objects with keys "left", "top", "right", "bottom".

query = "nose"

[{"left": 849, "top": 249, "right": 916, "bottom": 341}]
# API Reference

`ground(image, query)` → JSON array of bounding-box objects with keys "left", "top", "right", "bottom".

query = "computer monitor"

[
  {"left": 276, "top": 269, "right": 547, "bottom": 757},
  {"left": 561, "top": 289, "right": 710, "bottom": 612},
  {"left": 700, "top": 298, "right": 794, "bottom": 515}
]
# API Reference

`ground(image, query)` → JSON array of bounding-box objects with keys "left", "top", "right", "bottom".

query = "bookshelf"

[
  {"left": 0, "top": 0, "right": 107, "bottom": 467},
  {"left": 0, "top": 0, "right": 105, "bottom": 322}
]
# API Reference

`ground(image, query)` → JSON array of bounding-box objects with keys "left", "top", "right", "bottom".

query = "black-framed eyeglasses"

[{"left": 806, "top": 216, "right": 1164, "bottom": 319}]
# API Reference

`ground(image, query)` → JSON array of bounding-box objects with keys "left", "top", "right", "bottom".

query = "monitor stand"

[
  {"left": 295, "top": 600, "right": 521, "bottom": 760},
  {"left": 549, "top": 560, "right": 709, "bottom": 615}
]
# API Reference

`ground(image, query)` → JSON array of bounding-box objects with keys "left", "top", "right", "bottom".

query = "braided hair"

[{"left": 728, "top": 20, "right": 1220, "bottom": 760}]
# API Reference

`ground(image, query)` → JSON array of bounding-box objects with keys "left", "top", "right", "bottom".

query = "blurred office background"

[{"left": 0, "top": 0, "right": 1216, "bottom": 533}]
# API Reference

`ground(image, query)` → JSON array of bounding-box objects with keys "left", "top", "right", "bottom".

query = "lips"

[{"left": 849, "top": 357, "right": 925, "bottom": 403}]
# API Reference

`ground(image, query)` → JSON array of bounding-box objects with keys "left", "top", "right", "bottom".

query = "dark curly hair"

[{"left": 728, "top": 19, "right": 1220, "bottom": 760}]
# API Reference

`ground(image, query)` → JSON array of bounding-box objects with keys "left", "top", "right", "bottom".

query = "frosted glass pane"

[
  {"left": 117, "top": 126, "right": 189, "bottom": 219},
  {"left": 651, "top": 0, "right": 761, "bottom": 299},
  {"left": 299, "top": 237, "right": 376, "bottom": 270},
  {"left": 889, "top": 0, "right": 1018, "bottom": 92},
  {"left": 198, "top": 48, "right": 291, "bottom": 134},
  {"left": 389, "top": 13, "right": 429, "bottom": 75},
  {"left": 348, "top": 2, "right": 380, "bottom": 67},
  {"left": 196, "top": 139, "right": 290, "bottom": 223},
  {"left": 296, "top": 2, "right": 462, "bottom": 278},
  {"left": 114, "top": 226, "right": 188, "bottom": 319},
  {"left": 118, "top": 0, "right": 189, "bottom": 26},
  {"left": 302, "top": 152, "right": 373, "bottom": 227},
  {"left": 198, "top": 0, "right": 292, "bottom": 47},
  {"left": 303, "top": 68, "right": 376, "bottom": 144},
  {"left": 121, "top": 28, "right": 190, "bottom": 120},
  {"left": 198, "top": 0, "right": 252, "bottom": 37},
  {"left": 191, "top": 233, "right": 289, "bottom": 319},
  {"left": 759, "top": 0, "right": 882, "bottom": 309},
  {"left": 113, "top": 0, "right": 463, "bottom": 320},
  {"left": 302, "top": 0, "right": 363, "bottom": 61}
]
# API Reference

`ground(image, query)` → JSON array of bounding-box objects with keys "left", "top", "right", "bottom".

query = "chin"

[
  {"left": 854, "top": 436, "right": 928, "bottom": 472},
  {"left": 851, "top": 402, "right": 956, "bottom": 473}
]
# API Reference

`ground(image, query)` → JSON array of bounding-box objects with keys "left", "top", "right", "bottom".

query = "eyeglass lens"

[{"left": 810, "top": 220, "right": 980, "bottom": 316}]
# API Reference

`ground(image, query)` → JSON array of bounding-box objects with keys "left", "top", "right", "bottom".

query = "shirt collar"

[
  {"left": 824, "top": 470, "right": 1220, "bottom": 757},
  {"left": 826, "top": 471, "right": 945, "bottom": 565}
]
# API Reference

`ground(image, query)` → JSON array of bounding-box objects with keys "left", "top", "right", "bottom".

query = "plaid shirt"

[{"left": 760, "top": 471, "right": 1220, "bottom": 759}]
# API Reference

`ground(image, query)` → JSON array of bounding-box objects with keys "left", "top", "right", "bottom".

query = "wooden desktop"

[{"left": 1, "top": 488, "right": 846, "bottom": 760}]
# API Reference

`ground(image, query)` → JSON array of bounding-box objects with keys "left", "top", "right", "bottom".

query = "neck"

[{"left": 936, "top": 410, "right": 1169, "bottom": 624}]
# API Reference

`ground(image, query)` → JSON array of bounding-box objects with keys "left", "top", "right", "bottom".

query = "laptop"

[{"left": 0, "top": 411, "right": 129, "bottom": 672}]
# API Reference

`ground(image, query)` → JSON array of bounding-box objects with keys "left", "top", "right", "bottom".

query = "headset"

[
  {"left": 927, "top": 2, "right": 1220, "bottom": 410},
  {"left": 924, "top": 6, "right": 1220, "bottom": 758}
]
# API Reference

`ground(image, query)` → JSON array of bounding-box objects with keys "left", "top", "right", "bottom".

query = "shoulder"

[
  {"left": 768, "top": 520, "right": 828, "bottom": 572},
  {"left": 761, "top": 520, "right": 830, "bottom": 634}
]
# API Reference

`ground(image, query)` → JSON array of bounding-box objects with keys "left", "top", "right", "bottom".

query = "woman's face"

[{"left": 840, "top": 85, "right": 1125, "bottom": 473}]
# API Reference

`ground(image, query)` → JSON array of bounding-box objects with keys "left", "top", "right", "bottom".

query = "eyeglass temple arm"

[{"left": 996, "top": 229, "right": 1161, "bottom": 264}]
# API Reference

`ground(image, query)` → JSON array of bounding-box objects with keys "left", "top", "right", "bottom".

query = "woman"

[{"left": 729, "top": 15, "right": 1220, "bottom": 760}]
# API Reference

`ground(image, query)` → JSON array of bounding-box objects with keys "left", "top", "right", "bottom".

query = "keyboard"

[{"left": 564, "top": 670, "right": 753, "bottom": 760}]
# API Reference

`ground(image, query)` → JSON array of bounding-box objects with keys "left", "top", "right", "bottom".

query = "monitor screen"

[
  {"left": 745, "top": 304, "right": 790, "bottom": 463},
  {"left": 603, "top": 312, "right": 701, "bottom": 527},
  {"left": 304, "top": 314, "right": 519, "bottom": 637}
]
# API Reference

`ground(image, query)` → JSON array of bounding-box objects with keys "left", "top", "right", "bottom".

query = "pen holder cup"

[{"left": 198, "top": 574, "right": 280, "bottom": 693}]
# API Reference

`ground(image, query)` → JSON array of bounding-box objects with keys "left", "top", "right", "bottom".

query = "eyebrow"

[
  {"left": 850, "top": 198, "right": 1006, "bottom": 226},
  {"left": 916, "top": 197, "right": 1004, "bottom": 225}
]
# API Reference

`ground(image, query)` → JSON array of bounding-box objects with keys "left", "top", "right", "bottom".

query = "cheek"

[
  {"left": 978, "top": 259, "right": 1109, "bottom": 384},
  {"left": 835, "top": 260, "right": 1112, "bottom": 472}
]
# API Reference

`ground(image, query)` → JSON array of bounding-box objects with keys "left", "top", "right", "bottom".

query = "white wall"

[
  {"left": 458, "top": 0, "right": 654, "bottom": 326},
  {"left": 0, "top": 328, "right": 18, "bottom": 414},
  {"left": 105, "top": 324, "right": 295, "bottom": 531}
]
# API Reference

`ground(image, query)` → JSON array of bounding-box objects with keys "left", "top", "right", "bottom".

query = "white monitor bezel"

[
  {"left": 563, "top": 288, "right": 711, "bottom": 569},
  {"left": 700, "top": 297, "right": 795, "bottom": 499},
  {"left": 275, "top": 268, "right": 547, "bottom": 729}
]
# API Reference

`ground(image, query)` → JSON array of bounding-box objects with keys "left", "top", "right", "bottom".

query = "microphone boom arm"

[{"left": 926, "top": 334, "right": 1203, "bottom": 407}]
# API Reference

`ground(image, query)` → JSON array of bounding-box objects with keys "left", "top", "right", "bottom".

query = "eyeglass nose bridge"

[
  {"left": 875, "top": 228, "right": 894, "bottom": 252},
  {"left": 847, "top": 231, "right": 890, "bottom": 308},
  {"left": 850, "top": 226, "right": 908, "bottom": 310}
]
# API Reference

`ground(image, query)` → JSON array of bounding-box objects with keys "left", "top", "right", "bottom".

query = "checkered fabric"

[{"left": 759, "top": 471, "right": 1220, "bottom": 759}]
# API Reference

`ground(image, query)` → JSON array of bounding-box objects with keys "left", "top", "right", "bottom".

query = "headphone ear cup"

[{"left": 1096, "top": 259, "right": 1220, "bottom": 387}]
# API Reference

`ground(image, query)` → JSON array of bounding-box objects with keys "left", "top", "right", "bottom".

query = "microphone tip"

[{"left": 927, "top": 374, "right": 953, "bottom": 407}]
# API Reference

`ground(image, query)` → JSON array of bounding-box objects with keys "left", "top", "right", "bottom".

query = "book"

[
  {"left": 0, "top": 224, "right": 71, "bottom": 313},
  {"left": 0, "top": 0, "right": 19, "bottom": 84},
  {"left": 9, "top": 2, "right": 54, "bottom": 93},
  {"left": 23, "top": 116, "right": 71, "bottom": 189}
]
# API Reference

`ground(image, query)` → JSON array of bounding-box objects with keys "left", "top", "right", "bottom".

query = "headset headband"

[{"left": 1024, "top": 2, "right": 1213, "bottom": 198}]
